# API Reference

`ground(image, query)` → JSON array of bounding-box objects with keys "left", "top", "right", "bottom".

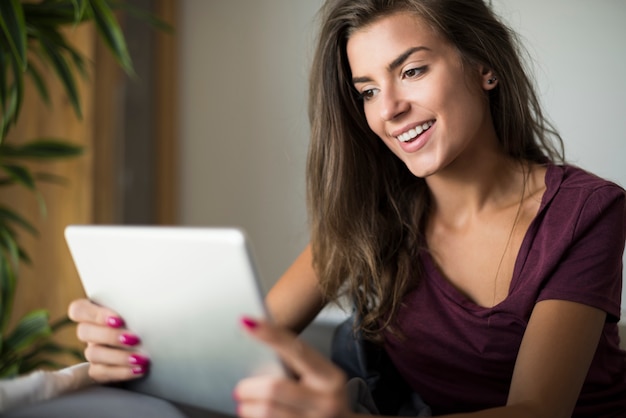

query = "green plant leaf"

[
  {"left": 49, "top": 315, "right": 75, "bottom": 332},
  {"left": 0, "top": 237, "right": 30, "bottom": 265},
  {"left": 23, "top": 2, "right": 82, "bottom": 27},
  {"left": 65, "top": 42, "right": 90, "bottom": 80},
  {"left": 0, "top": 0, "right": 27, "bottom": 71},
  {"left": 0, "top": 164, "right": 36, "bottom": 190},
  {"left": 0, "top": 139, "right": 83, "bottom": 159},
  {"left": 113, "top": 1, "right": 174, "bottom": 33},
  {"left": 0, "top": 361, "right": 20, "bottom": 379},
  {"left": 0, "top": 224, "right": 30, "bottom": 265},
  {"left": 17, "top": 246, "right": 31, "bottom": 265},
  {"left": 22, "top": 340, "right": 84, "bottom": 363},
  {"left": 0, "top": 82, "right": 19, "bottom": 141},
  {"left": 4, "top": 309, "right": 52, "bottom": 354},
  {"left": 25, "top": 63, "right": 51, "bottom": 107},
  {"left": 4, "top": 317, "right": 84, "bottom": 374},
  {"left": 18, "top": 359, "right": 61, "bottom": 375},
  {"left": 38, "top": 36, "right": 82, "bottom": 118},
  {"left": 0, "top": 225, "right": 20, "bottom": 266},
  {"left": 0, "top": 0, "right": 26, "bottom": 128},
  {"left": 71, "top": 0, "right": 89, "bottom": 24},
  {"left": 28, "top": 25, "right": 90, "bottom": 82},
  {"left": 0, "top": 206, "right": 38, "bottom": 236},
  {"left": 89, "top": 0, "right": 134, "bottom": 76},
  {"left": 0, "top": 47, "right": 7, "bottom": 127},
  {"left": 0, "top": 0, "right": 164, "bottom": 378},
  {"left": 9, "top": 47, "right": 25, "bottom": 125},
  {"left": 0, "top": 256, "right": 17, "bottom": 333}
]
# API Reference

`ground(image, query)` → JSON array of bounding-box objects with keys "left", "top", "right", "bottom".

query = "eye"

[
  {"left": 403, "top": 66, "right": 426, "bottom": 79},
  {"left": 358, "top": 88, "right": 379, "bottom": 101}
]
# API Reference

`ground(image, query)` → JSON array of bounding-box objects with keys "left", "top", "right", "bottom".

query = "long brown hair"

[{"left": 306, "top": 0, "right": 564, "bottom": 342}]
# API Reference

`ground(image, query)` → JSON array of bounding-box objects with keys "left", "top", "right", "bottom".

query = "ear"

[{"left": 480, "top": 66, "right": 498, "bottom": 90}]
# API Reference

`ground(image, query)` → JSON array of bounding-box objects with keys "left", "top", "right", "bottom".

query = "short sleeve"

[{"left": 538, "top": 184, "right": 626, "bottom": 321}]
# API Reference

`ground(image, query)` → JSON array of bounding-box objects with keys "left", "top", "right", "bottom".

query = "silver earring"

[{"left": 487, "top": 77, "right": 497, "bottom": 85}]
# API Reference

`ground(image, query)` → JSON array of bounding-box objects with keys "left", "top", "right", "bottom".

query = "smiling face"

[{"left": 347, "top": 12, "right": 499, "bottom": 178}]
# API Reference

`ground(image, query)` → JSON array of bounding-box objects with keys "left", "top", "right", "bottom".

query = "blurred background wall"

[{"left": 177, "top": 0, "right": 323, "bottom": 292}]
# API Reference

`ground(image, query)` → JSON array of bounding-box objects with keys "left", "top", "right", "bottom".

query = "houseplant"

[{"left": 0, "top": 0, "right": 136, "bottom": 377}]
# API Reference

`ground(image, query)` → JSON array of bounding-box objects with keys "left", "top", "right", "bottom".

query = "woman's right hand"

[{"left": 68, "top": 298, "right": 149, "bottom": 383}]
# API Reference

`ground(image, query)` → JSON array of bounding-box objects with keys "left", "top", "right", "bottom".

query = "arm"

[
  {"left": 441, "top": 299, "right": 606, "bottom": 418},
  {"left": 234, "top": 299, "right": 606, "bottom": 418},
  {"left": 265, "top": 244, "right": 326, "bottom": 334},
  {"left": 505, "top": 299, "right": 605, "bottom": 417}
]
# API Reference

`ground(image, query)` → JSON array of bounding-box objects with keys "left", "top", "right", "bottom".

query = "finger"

[
  {"left": 85, "top": 343, "right": 150, "bottom": 370},
  {"left": 235, "top": 376, "right": 300, "bottom": 418},
  {"left": 235, "top": 375, "right": 318, "bottom": 410},
  {"left": 85, "top": 343, "right": 150, "bottom": 383},
  {"left": 87, "top": 361, "right": 147, "bottom": 384},
  {"left": 236, "top": 399, "right": 299, "bottom": 418},
  {"left": 240, "top": 317, "right": 346, "bottom": 390},
  {"left": 235, "top": 375, "right": 347, "bottom": 418},
  {"left": 76, "top": 322, "right": 142, "bottom": 349},
  {"left": 68, "top": 298, "right": 124, "bottom": 328}
]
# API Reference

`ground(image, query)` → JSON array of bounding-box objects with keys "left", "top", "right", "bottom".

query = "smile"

[{"left": 396, "top": 121, "right": 435, "bottom": 143}]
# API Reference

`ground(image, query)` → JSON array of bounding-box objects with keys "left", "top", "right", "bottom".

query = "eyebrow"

[{"left": 352, "top": 46, "right": 431, "bottom": 84}]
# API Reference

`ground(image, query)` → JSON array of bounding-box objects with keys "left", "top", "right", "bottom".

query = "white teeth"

[{"left": 397, "top": 121, "right": 434, "bottom": 143}]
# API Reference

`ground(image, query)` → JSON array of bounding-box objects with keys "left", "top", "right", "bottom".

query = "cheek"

[
  {"left": 362, "top": 107, "right": 399, "bottom": 153},
  {"left": 363, "top": 105, "right": 383, "bottom": 136}
]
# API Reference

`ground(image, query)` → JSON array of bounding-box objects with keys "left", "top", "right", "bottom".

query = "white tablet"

[{"left": 64, "top": 225, "right": 286, "bottom": 416}]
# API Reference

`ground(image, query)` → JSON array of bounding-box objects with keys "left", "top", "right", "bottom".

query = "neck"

[{"left": 425, "top": 152, "right": 526, "bottom": 227}]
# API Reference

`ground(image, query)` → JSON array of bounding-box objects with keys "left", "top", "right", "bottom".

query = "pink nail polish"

[
  {"left": 132, "top": 365, "right": 148, "bottom": 375},
  {"left": 241, "top": 317, "right": 258, "bottom": 329},
  {"left": 106, "top": 316, "right": 125, "bottom": 328},
  {"left": 119, "top": 333, "right": 140, "bottom": 346},
  {"left": 129, "top": 354, "right": 150, "bottom": 366}
]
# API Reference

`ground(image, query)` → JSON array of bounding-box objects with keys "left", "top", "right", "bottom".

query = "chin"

[
  {"left": 406, "top": 166, "right": 433, "bottom": 179},
  {"left": 403, "top": 160, "right": 437, "bottom": 179}
]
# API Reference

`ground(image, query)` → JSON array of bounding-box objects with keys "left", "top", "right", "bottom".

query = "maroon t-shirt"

[{"left": 384, "top": 164, "right": 626, "bottom": 416}]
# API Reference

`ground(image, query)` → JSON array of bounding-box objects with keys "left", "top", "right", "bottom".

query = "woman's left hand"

[{"left": 233, "top": 317, "right": 352, "bottom": 418}]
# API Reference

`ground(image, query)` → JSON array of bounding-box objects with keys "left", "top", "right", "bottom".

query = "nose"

[{"left": 380, "top": 86, "right": 409, "bottom": 121}]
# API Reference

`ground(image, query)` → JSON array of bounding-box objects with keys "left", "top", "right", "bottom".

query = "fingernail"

[
  {"left": 119, "top": 333, "right": 141, "bottom": 346},
  {"left": 132, "top": 365, "right": 148, "bottom": 375},
  {"left": 241, "top": 317, "right": 258, "bottom": 329},
  {"left": 129, "top": 354, "right": 150, "bottom": 366},
  {"left": 106, "top": 316, "right": 125, "bottom": 328}
]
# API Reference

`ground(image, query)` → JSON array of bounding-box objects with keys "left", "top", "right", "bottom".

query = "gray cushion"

[{"left": 2, "top": 385, "right": 231, "bottom": 418}]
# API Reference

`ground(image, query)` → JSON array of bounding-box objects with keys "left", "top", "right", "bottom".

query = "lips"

[{"left": 395, "top": 120, "right": 435, "bottom": 143}]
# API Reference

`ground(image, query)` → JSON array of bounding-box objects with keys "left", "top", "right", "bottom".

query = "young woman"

[{"left": 69, "top": 0, "right": 626, "bottom": 416}]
